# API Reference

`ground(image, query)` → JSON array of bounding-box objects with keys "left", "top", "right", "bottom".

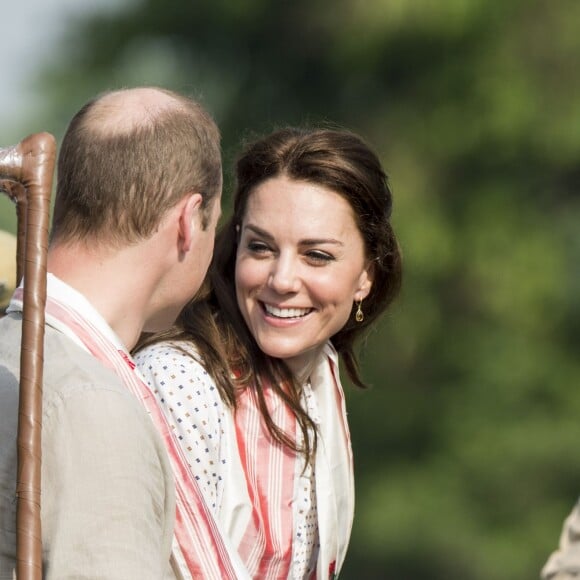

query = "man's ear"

[{"left": 178, "top": 193, "right": 203, "bottom": 253}]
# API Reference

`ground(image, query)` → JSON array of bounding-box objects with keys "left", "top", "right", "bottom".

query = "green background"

[{"left": 2, "top": 1, "right": 579, "bottom": 578}]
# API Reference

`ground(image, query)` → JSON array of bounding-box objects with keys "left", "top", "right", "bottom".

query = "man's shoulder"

[
  {"left": 43, "top": 329, "right": 144, "bottom": 418},
  {"left": 1, "top": 313, "right": 128, "bottom": 401},
  {"left": 0, "top": 314, "right": 21, "bottom": 364}
]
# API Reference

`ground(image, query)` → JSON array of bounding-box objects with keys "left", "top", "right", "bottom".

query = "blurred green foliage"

[{"left": 4, "top": 0, "right": 580, "bottom": 577}]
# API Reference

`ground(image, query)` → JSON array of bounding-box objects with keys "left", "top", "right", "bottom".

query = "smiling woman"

[
  {"left": 134, "top": 127, "right": 402, "bottom": 579},
  {"left": 235, "top": 176, "right": 373, "bottom": 379}
]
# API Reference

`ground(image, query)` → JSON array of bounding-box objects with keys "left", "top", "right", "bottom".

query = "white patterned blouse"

[{"left": 134, "top": 341, "right": 320, "bottom": 579}]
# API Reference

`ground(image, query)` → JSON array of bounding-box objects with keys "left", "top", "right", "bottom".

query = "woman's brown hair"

[{"left": 138, "top": 127, "right": 402, "bottom": 460}]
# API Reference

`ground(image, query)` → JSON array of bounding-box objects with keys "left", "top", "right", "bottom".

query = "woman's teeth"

[{"left": 264, "top": 304, "right": 311, "bottom": 318}]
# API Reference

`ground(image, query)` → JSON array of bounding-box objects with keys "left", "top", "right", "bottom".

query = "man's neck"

[{"left": 47, "top": 243, "right": 158, "bottom": 350}]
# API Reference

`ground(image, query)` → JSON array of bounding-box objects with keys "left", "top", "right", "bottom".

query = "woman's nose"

[{"left": 267, "top": 256, "right": 301, "bottom": 294}]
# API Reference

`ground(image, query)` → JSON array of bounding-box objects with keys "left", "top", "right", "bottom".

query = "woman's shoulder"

[
  {"left": 134, "top": 342, "right": 229, "bottom": 452},
  {"left": 134, "top": 340, "right": 207, "bottom": 374}
]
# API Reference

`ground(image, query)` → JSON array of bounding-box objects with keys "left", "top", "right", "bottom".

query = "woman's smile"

[
  {"left": 235, "top": 175, "right": 373, "bottom": 375},
  {"left": 261, "top": 302, "right": 314, "bottom": 320}
]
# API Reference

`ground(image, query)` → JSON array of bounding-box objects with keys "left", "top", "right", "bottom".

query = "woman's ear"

[
  {"left": 178, "top": 193, "right": 203, "bottom": 253},
  {"left": 355, "top": 262, "right": 374, "bottom": 302}
]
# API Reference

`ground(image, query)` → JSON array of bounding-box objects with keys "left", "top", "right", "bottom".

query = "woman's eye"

[
  {"left": 306, "top": 250, "right": 335, "bottom": 264},
  {"left": 247, "top": 240, "right": 271, "bottom": 254}
]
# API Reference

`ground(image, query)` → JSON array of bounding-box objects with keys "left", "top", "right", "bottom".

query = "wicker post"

[{"left": 0, "top": 132, "right": 56, "bottom": 579}]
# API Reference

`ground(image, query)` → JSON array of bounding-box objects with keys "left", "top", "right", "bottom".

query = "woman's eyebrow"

[
  {"left": 244, "top": 223, "right": 344, "bottom": 247},
  {"left": 300, "top": 238, "right": 344, "bottom": 247},
  {"left": 243, "top": 223, "right": 274, "bottom": 240}
]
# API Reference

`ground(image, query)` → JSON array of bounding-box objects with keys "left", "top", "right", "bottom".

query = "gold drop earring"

[{"left": 355, "top": 300, "right": 364, "bottom": 323}]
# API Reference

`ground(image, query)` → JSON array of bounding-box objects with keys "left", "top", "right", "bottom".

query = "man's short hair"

[{"left": 51, "top": 87, "right": 222, "bottom": 246}]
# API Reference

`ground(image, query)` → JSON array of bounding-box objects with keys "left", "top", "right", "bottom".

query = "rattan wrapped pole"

[{"left": 0, "top": 132, "right": 56, "bottom": 580}]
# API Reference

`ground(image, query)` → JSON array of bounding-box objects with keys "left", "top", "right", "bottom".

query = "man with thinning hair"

[{"left": 0, "top": 87, "right": 222, "bottom": 579}]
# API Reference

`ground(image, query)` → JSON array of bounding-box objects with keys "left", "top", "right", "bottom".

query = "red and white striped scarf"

[
  {"left": 12, "top": 285, "right": 247, "bottom": 579},
  {"left": 234, "top": 386, "right": 297, "bottom": 578},
  {"left": 12, "top": 278, "right": 353, "bottom": 579}
]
